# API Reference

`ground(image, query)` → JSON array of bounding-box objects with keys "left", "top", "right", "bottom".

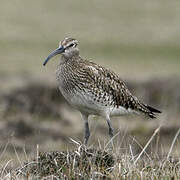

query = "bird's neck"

[
  {"left": 62, "top": 49, "right": 80, "bottom": 59},
  {"left": 61, "top": 51, "right": 80, "bottom": 63}
]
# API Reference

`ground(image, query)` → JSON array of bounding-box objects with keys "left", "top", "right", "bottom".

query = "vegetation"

[{"left": 3, "top": 136, "right": 180, "bottom": 179}]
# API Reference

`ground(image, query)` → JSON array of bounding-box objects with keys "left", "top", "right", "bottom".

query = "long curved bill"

[{"left": 43, "top": 46, "right": 64, "bottom": 66}]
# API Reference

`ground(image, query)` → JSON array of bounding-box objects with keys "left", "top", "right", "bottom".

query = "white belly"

[
  {"left": 59, "top": 86, "right": 135, "bottom": 117},
  {"left": 109, "top": 106, "right": 135, "bottom": 116},
  {"left": 63, "top": 90, "right": 105, "bottom": 115}
]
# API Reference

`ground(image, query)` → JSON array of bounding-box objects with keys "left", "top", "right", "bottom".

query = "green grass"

[{"left": 1, "top": 0, "right": 180, "bottom": 79}]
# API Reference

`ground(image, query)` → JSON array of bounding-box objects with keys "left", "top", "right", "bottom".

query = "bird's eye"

[{"left": 69, "top": 43, "right": 74, "bottom": 48}]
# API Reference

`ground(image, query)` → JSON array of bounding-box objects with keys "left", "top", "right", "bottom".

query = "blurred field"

[
  {"left": 1, "top": 0, "right": 180, "bottom": 179},
  {"left": 1, "top": 0, "right": 180, "bottom": 81}
]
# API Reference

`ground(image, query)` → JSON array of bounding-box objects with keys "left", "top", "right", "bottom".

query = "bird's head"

[{"left": 43, "top": 37, "right": 79, "bottom": 66}]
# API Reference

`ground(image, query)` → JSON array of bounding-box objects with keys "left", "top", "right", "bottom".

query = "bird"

[{"left": 43, "top": 37, "right": 161, "bottom": 145}]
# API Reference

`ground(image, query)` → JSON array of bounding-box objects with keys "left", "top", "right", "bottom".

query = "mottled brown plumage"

[{"left": 43, "top": 37, "right": 161, "bottom": 144}]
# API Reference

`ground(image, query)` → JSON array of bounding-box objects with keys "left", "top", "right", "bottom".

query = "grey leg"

[
  {"left": 81, "top": 113, "right": 90, "bottom": 145},
  {"left": 106, "top": 116, "right": 114, "bottom": 138}
]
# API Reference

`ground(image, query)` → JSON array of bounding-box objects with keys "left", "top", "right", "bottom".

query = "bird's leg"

[
  {"left": 105, "top": 116, "right": 114, "bottom": 138},
  {"left": 84, "top": 121, "right": 90, "bottom": 145},
  {"left": 81, "top": 113, "right": 90, "bottom": 145}
]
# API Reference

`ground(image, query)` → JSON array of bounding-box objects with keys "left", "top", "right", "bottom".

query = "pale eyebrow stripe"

[{"left": 65, "top": 40, "right": 78, "bottom": 47}]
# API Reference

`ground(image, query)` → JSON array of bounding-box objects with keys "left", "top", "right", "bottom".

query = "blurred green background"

[
  {"left": 0, "top": 0, "right": 180, "bottom": 169},
  {"left": 1, "top": 0, "right": 180, "bottom": 83}
]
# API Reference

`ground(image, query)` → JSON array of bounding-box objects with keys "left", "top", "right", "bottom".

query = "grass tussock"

[
  {"left": 4, "top": 141, "right": 180, "bottom": 180},
  {"left": 3, "top": 128, "right": 180, "bottom": 179},
  {"left": 11, "top": 145, "right": 115, "bottom": 179}
]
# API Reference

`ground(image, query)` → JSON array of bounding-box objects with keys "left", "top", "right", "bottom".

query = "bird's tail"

[{"left": 137, "top": 103, "right": 161, "bottom": 118}]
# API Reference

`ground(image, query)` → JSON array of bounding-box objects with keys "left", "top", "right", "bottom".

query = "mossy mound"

[{"left": 15, "top": 146, "right": 115, "bottom": 179}]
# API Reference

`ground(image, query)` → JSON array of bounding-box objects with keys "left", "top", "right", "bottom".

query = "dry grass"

[{"left": 2, "top": 131, "right": 180, "bottom": 180}]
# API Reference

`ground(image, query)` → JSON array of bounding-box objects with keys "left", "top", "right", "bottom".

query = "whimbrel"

[{"left": 43, "top": 37, "right": 161, "bottom": 144}]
